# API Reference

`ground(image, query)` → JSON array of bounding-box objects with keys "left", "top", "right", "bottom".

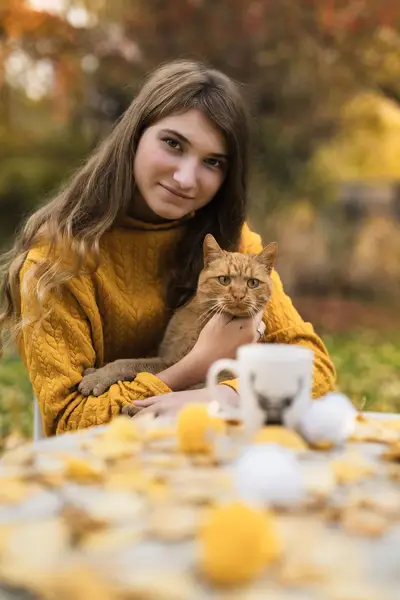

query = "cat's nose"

[{"left": 232, "top": 291, "right": 245, "bottom": 300}]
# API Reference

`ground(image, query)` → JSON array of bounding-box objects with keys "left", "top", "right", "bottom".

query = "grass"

[
  {"left": 0, "top": 326, "right": 399, "bottom": 444},
  {"left": 324, "top": 329, "right": 400, "bottom": 413},
  {"left": 0, "top": 354, "right": 33, "bottom": 442}
]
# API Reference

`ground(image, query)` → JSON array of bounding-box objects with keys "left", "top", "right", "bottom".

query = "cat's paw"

[
  {"left": 78, "top": 368, "right": 114, "bottom": 397},
  {"left": 121, "top": 404, "right": 142, "bottom": 418},
  {"left": 83, "top": 367, "right": 96, "bottom": 375}
]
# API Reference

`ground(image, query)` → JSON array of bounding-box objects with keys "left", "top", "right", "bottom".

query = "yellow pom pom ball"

[
  {"left": 199, "top": 502, "right": 282, "bottom": 585},
  {"left": 177, "top": 403, "right": 226, "bottom": 454}
]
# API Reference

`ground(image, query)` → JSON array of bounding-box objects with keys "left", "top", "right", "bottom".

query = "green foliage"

[
  {"left": 0, "top": 354, "right": 33, "bottom": 441},
  {"left": 324, "top": 330, "right": 400, "bottom": 413}
]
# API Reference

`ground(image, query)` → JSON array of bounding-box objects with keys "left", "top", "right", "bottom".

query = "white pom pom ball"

[
  {"left": 298, "top": 392, "right": 357, "bottom": 447},
  {"left": 234, "top": 444, "right": 305, "bottom": 508}
]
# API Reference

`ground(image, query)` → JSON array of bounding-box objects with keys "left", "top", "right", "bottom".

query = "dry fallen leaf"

[
  {"left": 102, "top": 415, "right": 142, "bottom": 443},
  {"left": 82, "top": 438, "right": 141, "bottom": 461},
  {"left": 115, "top": 570, "right": 197, "bottom": 600},
  {"left": 381, "top": 440, "right": 400, "bottom": 462},
  {"left": 104, "top": 468, "right": 149, "bottom": 493},
  {"left": 252, "top": 426, "right": 308, "bottom": 452},
  {"left": 346, "top": 488, "right": 400, "bottom": 518},
  {"left": 325, "top": 580, "right": 390, "bottom": 600},
  {"left": 302, "top": 466, "right": 337, "bottom": 506},
  {"left": 144, "top": 453, "right": 188, "bottom": 469},
  {"left": 277, "top": 559, "right": 328, "bottom": 587},
  {"left": 0, "top": 517, "right": 70, "bottom": 586},
  {"left": 145, "top": 426, "right": 177, "bottom": 443},
  {"left": 332, "top": 455, "right": 375, "bottom": 484},
  {"left": 381, "top": 419, "right": 400, "bottom": 431},
  {"left": 63, "top": 456, "right": 105, "bottom": 483},
  {"left": 0, "top": 524, "right": 12, "bottom": 558},
  {"left": 350, "top": 418, "right": 398, "bottom": 444},
  {"left": 104, "top": 468, "right": 170, "bottom": 502},
  {"left": 148, "top": 504, "right": 203, "bottom": 541},
  {"left": 341, "top": 507, "right": 389, "bottom": 538},
  {"left": 81, "top": 526, "right": 143, "bottom": 552},
  {"left": 84, "top": 491, "right": 146, "bottom": 523},
  {"left": 0, "top": 444, "right": 35, "bottom": 468},
  {"left": 40, "top": 566, "right": 117, "bottom": 600},
  {"left": 308, "top": 440, "right": 335, "bottom": 451},
  {"left": 0, "top": 478, "right": 35, "bottom": 504},
  {"left": 60, "top": 505, "right": 107, "bottom": 545},
  {"left": 387, "top": 463, "right": 400, "bottom": 481},
  {"left": 171, "top": 469, "right": 233, "bottom": 505}
]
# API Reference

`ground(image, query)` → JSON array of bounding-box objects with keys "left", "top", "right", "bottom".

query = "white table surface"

[{"left": 0, "top": 411, "right": 399, "bottom": 599}]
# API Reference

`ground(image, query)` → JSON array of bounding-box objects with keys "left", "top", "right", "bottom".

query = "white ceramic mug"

[{"left": 207, "top": 343, "right": 314, "bottom": 436}]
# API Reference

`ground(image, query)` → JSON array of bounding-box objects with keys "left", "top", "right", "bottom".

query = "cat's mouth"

[{"left": 223, "top": 305, "right": 255, "bottom": 318}]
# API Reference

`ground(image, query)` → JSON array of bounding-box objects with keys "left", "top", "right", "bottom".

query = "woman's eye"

[
  {"left": 163, "top": 138, "right": 181, "bottom": 150},
  {"left": 247, "top": 278, "right": 260, "bottom": 288},
  {"left": 205, "top": 158, "right": 222, "bottom": 169},
  {"left": 218, "top": 276, "right": 231, "bottom": 286}
]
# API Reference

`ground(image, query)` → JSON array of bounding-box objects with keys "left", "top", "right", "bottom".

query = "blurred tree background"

[{"left": 1, "top": 0, "right": 400, "bottom": 442}]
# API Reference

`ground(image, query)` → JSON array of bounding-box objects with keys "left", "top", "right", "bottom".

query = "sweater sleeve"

[
  {"left": 18, "top": 259, "right": 171, "bottom": 436},
  {"left": 221, "top": 225, "right": 336, "bottom": 399}
]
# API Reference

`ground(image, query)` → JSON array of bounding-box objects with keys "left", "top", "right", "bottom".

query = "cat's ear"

[
  {"left": 255, "top": 242, "right": 277, "bottom": 274},
  {"left": 203, "top": 234, "right": 224, "bottom": 267}
]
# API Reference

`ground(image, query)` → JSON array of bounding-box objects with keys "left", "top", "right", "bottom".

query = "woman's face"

[{"left": 133, "top": 109, "right": 228, "bottom": 222}]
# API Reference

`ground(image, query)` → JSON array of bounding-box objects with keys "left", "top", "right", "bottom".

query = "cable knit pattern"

[{"left": 18, "top": 218, "right": 335, "bottom": 436}]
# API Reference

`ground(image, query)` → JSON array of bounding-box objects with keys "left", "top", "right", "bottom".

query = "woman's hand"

[
  {"left": 156, "top": 311, "right": 266, "bottom": 392},
  {"left": 189, "top": 310, "right": 265, "bottom": 380},
  {"left": 131, "top": 385, "right": 239, "bottom": 418}
]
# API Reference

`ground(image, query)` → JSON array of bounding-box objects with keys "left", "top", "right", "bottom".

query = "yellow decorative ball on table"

[
  {"left": 177, "top": 403, "right": 226, "bottom": 454},
  {"left": 198, "top": 502, "right": 282, "bottom": 586}
]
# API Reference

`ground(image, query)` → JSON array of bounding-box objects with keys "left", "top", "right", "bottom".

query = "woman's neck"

[{"left": 128, "top": 191, "right": 169, "bottom": 225}]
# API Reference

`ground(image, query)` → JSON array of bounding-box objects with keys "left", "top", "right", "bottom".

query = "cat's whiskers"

[
  {"left": 215, "top": 302, "right": 228, "bottom": 319},
  {"left": 197, "top": 300, "right": 223, "bottom": 327},
  {"left": 244, "top": 302, "right": 260, "bottom": 321},
  {"left": 197, "top": 307, "right": 218, "bottom": 327}
]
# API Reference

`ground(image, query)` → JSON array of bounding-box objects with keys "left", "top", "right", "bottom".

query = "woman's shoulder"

[
  {"left": 239, "top": 222, "right": 263, "bottom": 254},
  {"left": 20, "top": 238, "right": 88, "bottom": 283},
  {"left": 239, "top": 222, "right": 283, "bottom": 289}
]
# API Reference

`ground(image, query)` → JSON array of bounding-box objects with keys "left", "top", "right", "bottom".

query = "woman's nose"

[{"left": 172, "top": 158, "right": 197, "bottom": 190}]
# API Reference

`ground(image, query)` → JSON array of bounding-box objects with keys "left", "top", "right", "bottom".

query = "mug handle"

[{"left": 206, "top": 359, "right": 241, "bottom": 420}]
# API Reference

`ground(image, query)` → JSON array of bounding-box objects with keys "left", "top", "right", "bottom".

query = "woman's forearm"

[{"left": 156, "top": 351, "right": 206, "bottom": 391}]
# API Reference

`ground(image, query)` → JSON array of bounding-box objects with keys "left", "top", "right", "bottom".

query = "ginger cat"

[{"left": 78, "top": 234, "right": 277, "bottom": 410}]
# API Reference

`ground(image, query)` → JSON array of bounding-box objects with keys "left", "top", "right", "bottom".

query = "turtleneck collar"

[{"left": 115, "top": 212, "right": 195, "bottom": 231}]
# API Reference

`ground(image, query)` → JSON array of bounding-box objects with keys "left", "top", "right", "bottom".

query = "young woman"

[{"left": 0, "top": 60, "right": 336, "bottom": 436}]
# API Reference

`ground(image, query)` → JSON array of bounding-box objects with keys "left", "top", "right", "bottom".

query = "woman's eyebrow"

[{"left": 160, "top": 128, "right": 228, "bottom": 159}]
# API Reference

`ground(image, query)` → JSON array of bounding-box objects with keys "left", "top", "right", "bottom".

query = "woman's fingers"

[
  {"left": 258, "top": 320, "right": 266, "bottom": 337},
  {"left": 133, "top": 396, "right": 161, "bottom": 408}
]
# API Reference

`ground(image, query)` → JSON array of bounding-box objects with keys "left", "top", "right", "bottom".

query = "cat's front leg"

[
  {"left": 78, "top": 359, "right": 139, "bottom": 397},
  {"left": 78, "top": 357, "right": 169, "bottom": 397}
]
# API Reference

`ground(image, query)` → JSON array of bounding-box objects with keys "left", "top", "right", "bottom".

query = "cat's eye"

[
  {"left": 247, "top": 278, "right": 260, "bottom": 288},
  {"left": 218, "top": 276, "right": 231, "bottom": 286}
]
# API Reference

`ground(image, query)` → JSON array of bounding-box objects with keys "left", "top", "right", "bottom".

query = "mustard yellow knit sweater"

[{"left": 18, "top": 217, "right": 336, "bottom": 436}]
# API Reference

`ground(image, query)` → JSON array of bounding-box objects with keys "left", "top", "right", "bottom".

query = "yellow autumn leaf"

[
  {"left": 102, "top": 415, "right": 143, "bottom": 443},
  {"left": 332, "top": 455, "right": 375, "bottom": 484},
  {"left": 63, "top": 456, "right": 105, "bottom": 483},
  {"left": 253, "top": 426, "right": 308, "bottom": 452},
  {"left": 0, "top": 478, "right": 34, "bottom": 504}
]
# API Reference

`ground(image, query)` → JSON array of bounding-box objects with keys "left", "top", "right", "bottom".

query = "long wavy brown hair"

[{"left": 0, "top": 59, "right": 250, "bottom": 345}]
